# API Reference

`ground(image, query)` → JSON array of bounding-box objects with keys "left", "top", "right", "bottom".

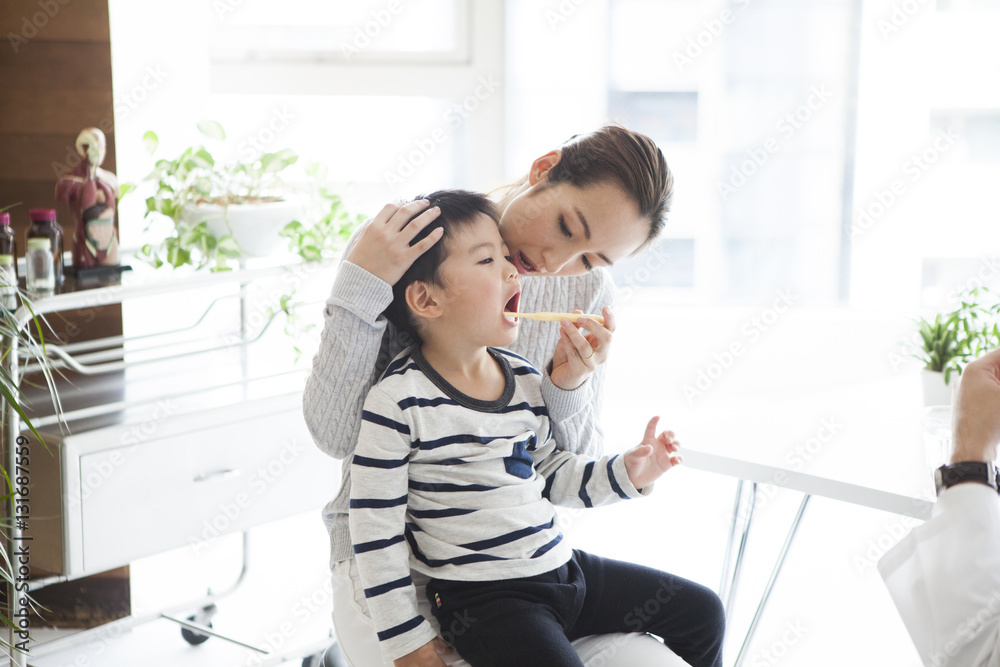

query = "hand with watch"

[{"left": 934, "top": 347, "right": 1000, "bottom": 497}]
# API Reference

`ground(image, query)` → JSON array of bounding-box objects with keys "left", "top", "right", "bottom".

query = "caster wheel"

[
  {"left": 180, "top": 603, "right": 218, "bottom": 646},
  {"left": 181, "top": 617, "right": 212, "bottom": 646}
]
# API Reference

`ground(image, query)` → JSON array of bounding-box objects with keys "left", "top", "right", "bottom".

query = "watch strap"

[{"left": 935, "top": 461, "right": 1000, "bottom": 496}]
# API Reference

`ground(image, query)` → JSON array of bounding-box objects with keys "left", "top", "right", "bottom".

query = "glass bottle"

[
  {"left": 0, "top": 254, "right": 16, "bottom": 297},
  {"left": 26, "top": 237, "right": 55, "bottom": 293},
  {"left": 0, "top": 212, "right": 16, "bottom": 282},
  {"left": 26, "top": 208, "right": 64, "bottom": 285}
]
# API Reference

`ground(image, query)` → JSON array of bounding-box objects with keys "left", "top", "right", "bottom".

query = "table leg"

[
  {"left": 720, "top": 480, "right": 758, "bottom": 623},
  {"left": 733, "top": 494, "right": 811, "bottom": 667}
]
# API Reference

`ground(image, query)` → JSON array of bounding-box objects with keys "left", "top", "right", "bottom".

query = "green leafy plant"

[
  {"left": 0, "top": 290, "right": 64, "bottom": 652},
  {"left": 272, "top": 163, "right": 367, "bottom": 358},
  {"left": 137, "top": 121, "right": 298, "bottom": 271},
  {"left": 911, "top": 286, "right": 1000, "bottom": 383},
  {"left": 279, "top": 162, "right": 366, "bottom": 263}
]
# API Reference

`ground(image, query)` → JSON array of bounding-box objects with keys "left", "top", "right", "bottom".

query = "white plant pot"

[
  {"left": 182, "top": 200, "right": 301, "bottom": 258},
  {"left": 921, "top": 368, "right": 953, "bottom": 407}
]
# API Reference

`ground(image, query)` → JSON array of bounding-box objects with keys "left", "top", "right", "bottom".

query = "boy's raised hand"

[{"left": 624, "top": 416, "right": 683, "bottom": 490}]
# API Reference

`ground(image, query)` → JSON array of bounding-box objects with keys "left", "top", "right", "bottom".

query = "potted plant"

[
  {"left": 279, "top": 162, "right": 366, "bottom": 263},
  {"left": 139, "top": 121, "right": 301, "bottom": 270},
  {"left": 270, "top": 162, "right": 367, "bottom": 357},
  {"left": 911, "top": 286, "right": 1000, "bottom": 405},
  {"left": 1, "top": 285, "right": 64, "bottom": 654}
]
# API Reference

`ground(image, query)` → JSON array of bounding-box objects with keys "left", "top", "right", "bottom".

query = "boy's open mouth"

[{"left": 503, "top": 290, "right": 521, "bottom": 325}]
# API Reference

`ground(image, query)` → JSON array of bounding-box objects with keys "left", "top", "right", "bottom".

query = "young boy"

[{"left": 349, "top": 190, "right": 725, "bottom": 667}]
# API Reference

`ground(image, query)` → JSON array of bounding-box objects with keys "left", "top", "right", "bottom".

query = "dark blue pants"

[{"left": 426, "top": 550, "right": 725, "bottom": 667}]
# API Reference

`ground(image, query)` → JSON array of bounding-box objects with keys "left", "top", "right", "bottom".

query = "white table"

[{"left": 601, "top": 302, "right": 940, "bottom": 665}]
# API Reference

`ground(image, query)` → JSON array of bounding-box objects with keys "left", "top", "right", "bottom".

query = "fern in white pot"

[{"left": 912, "top": 287, "right": 1000, "bottom": 406}]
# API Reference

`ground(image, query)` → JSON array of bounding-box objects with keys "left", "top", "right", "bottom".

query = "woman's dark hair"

[
  {"left": 497, "top": 124, "right": 673, "bottom": 253},
  {"left": 383, "top": 190, "right": 500, "bottom": 339}
]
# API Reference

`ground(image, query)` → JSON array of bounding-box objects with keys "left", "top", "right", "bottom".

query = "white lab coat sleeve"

[{"left": 879, "top": 483, "right": 1000, "bottom": 667}]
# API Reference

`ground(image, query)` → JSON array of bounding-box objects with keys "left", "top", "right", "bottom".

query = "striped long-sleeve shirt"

[
  {"left": 303, "top": 219, "right": 616, "bottom": 567},
  {"left": 349, "top": 346, "right": 649, "bottom": 663}
]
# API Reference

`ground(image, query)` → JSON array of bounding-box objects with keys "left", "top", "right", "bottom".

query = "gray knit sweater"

[{"left": 303, "top": 223, "right": 615, "bottom": 565}]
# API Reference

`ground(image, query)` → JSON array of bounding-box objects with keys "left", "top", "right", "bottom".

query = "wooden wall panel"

[
  {"left": 0, "top": 42, "right": 112, "bottom": 90},
  {"left": 3, "top": 0, "right": 110, "bottom": 43},
  {"left": 1, "top": 0, "right": 130, "bottom": 617},
  {"left": 0, "top": 90, "right": 114, "bottom": 134},
  {"left": 0, "top": 0, "right": 115, "bottom": 235},
  {"left": 0, "top": 132, "right": 118, "bottom": 181}
]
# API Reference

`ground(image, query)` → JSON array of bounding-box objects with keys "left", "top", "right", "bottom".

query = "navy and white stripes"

[{"left": 348, "top": 347, "right": 646, "bottom": 663}]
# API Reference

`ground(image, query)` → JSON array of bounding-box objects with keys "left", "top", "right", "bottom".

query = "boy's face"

[{"left": 419, "top": 214, "right": 522, "bottom": 349}]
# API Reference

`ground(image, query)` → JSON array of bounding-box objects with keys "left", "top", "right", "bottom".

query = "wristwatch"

[{"left": 934, "top": 461, "right": 1000, "bottom": 496}]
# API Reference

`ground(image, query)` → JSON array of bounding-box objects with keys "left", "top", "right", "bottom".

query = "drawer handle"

[{"left": 193, "top": 469, "right": 241, "bottom": 483}]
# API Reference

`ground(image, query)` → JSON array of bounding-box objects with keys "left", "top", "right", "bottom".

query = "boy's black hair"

[{"left": 382, "top": 190, "right": 500, "bottom": 340}]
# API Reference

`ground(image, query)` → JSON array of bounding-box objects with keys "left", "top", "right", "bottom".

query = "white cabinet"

[
  {"left": 18, "top": 260, "right": 341, "bottom": 580},
  {"left": 32, "top": 392, "right": 337, "bottom": 577}
]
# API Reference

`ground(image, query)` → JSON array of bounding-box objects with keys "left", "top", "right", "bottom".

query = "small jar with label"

[
  {"left": 0, "top": 212, "right": 16, "bottom": 270},
  {"left": 26, "top": 237, "right": 55, "bottom": 294},
  {"left": 26, "top": 208, "right": 64, "bottom": 285}
]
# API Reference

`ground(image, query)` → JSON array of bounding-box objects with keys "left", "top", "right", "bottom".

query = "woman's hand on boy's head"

[
  {"left": 345, "top": 200, "right": 444, "bottom": 286},
  {"left": 624, "top": 416, "right": 683, "bottom": 490},
  {"left": 549, "top": 305, "right": 615, "bottom": 391}
]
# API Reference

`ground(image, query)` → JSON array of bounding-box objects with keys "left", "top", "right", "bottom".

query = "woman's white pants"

[{"left": 331, "top": 557, "right": 690, "bottom": 666}]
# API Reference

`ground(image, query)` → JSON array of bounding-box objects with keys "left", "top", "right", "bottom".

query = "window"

[
  {"left": 109, "top": 0, "right": 502, "bottom": 250},
  {"left": 209, "top": 0, "right": 468, "bottom": 63}
]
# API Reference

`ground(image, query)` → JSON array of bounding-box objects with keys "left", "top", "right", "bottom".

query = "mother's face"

[{"left": 498, "top": 153, "right": 649, "bottom": 277}]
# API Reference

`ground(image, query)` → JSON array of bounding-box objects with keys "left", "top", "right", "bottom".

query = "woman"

[{"left": 304, "top": 125, "right": 725, "bottom": 666}]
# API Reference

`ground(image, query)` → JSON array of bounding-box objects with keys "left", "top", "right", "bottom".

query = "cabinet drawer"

[{"left": 52, "top": 393, "right": 338, "bottom": 575}]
